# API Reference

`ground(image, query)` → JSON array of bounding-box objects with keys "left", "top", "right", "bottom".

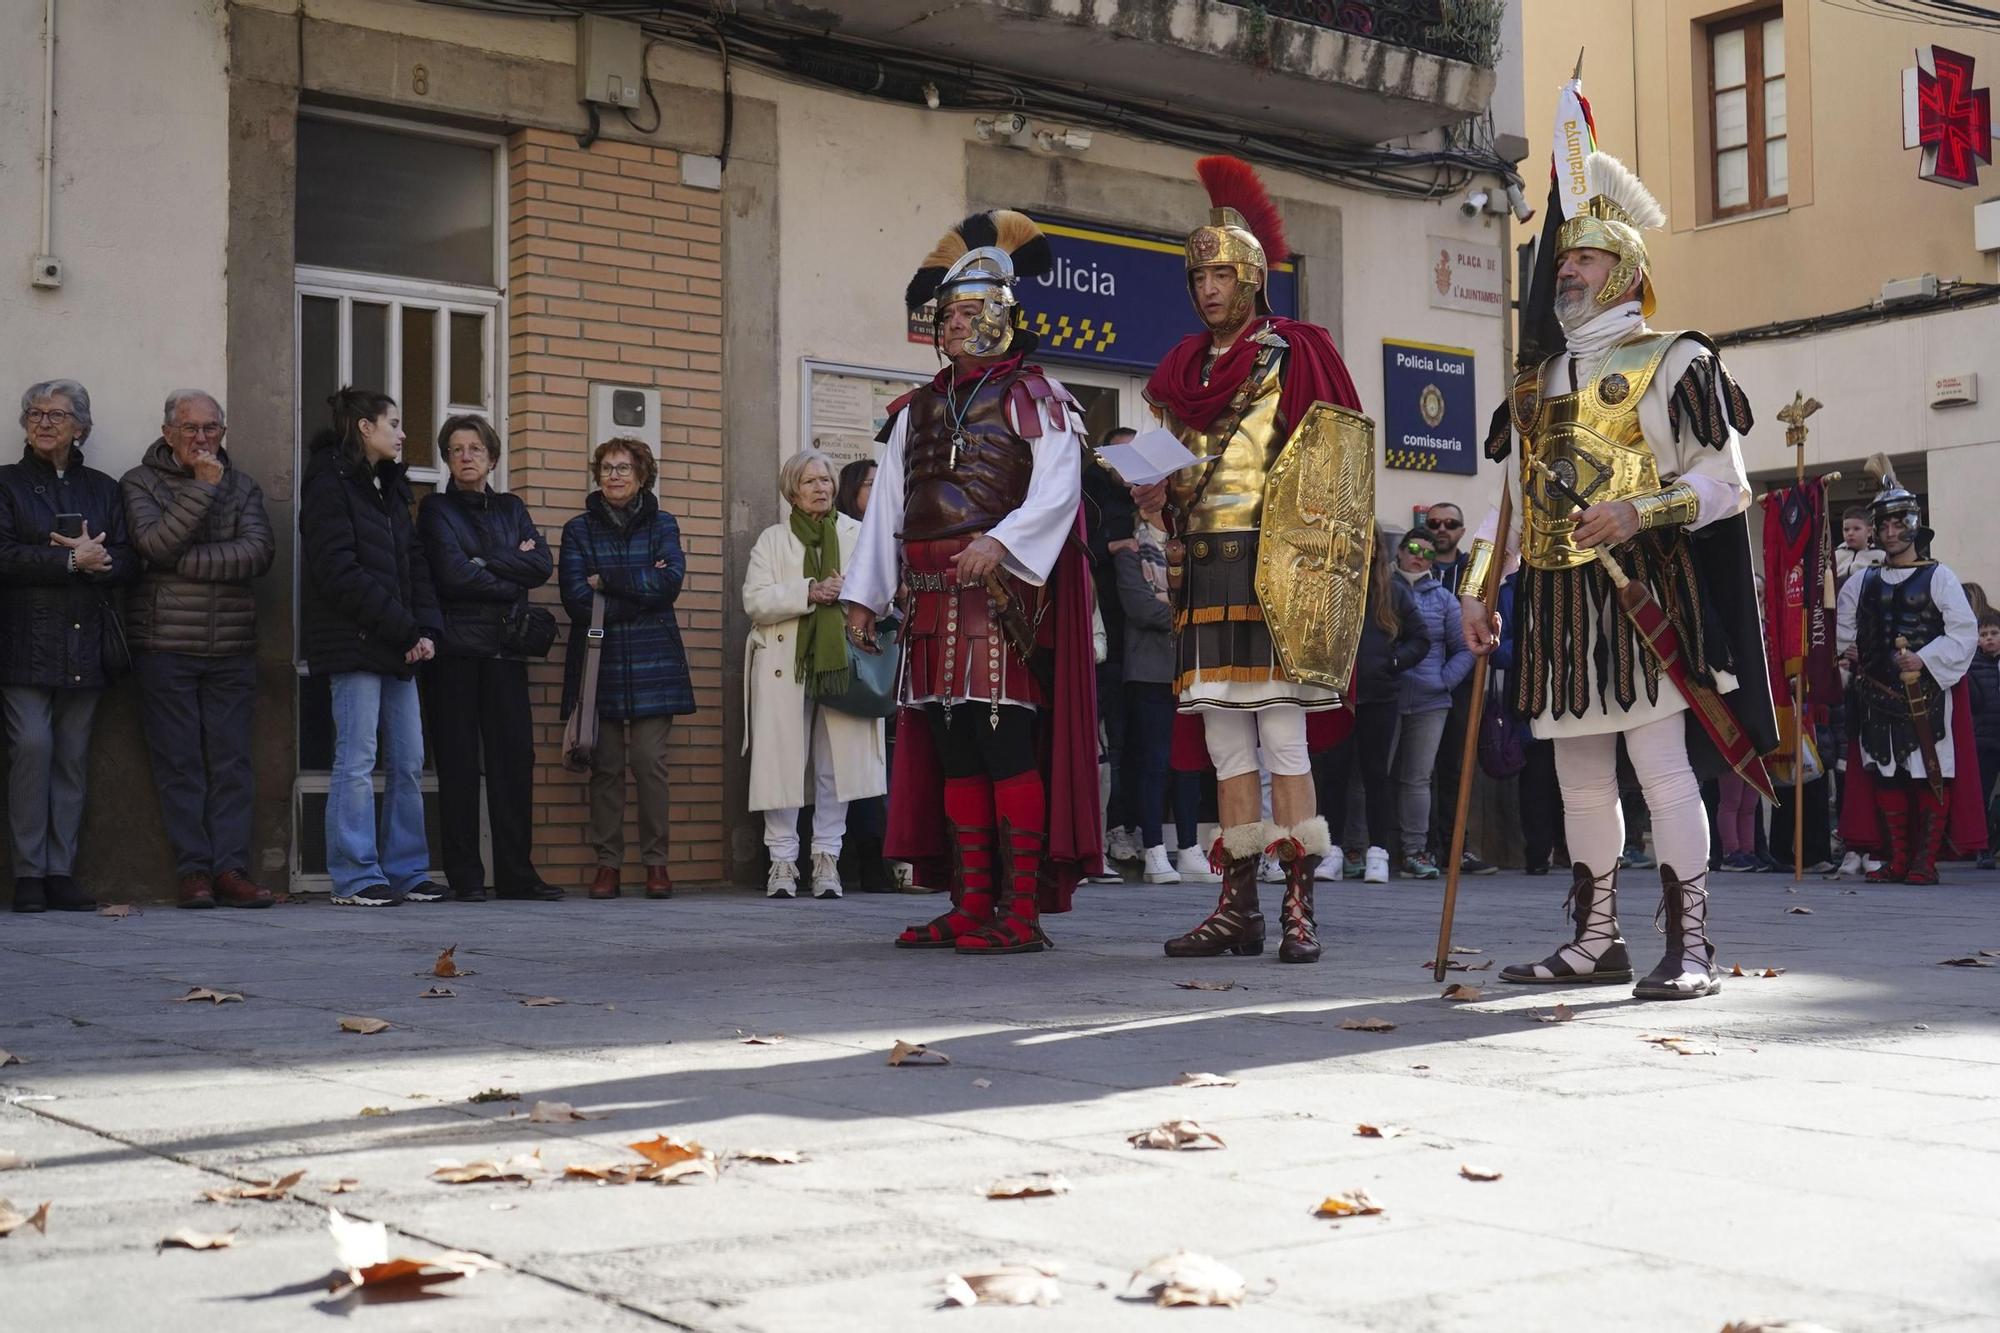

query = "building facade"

[{"left": 0, "top": 0, "right": 1525, "bottom": 895}]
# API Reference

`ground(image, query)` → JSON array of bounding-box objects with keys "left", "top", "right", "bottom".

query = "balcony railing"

[{"left": 1218, "top": 0, "right": 1504, "bottom": 70}]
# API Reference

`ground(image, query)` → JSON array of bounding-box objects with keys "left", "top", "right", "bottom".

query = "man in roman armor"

[
  {"left": 843, "top": 210, "right": 1101, "bottom": 955},
  {"left": 1460, "top": 150, "right": 1776, "bottom": 1000},
  {"left": 1836, "top": 457, "right": 1983, "bottom": 882},
  {"left": 1135, "top": 156, "right": 1366, "bottom": 966}
]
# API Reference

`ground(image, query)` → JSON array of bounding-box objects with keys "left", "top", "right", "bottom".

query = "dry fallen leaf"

[
  {"left": 1340, "top": 1017, "right": 1397, "bottom": 1032},
  {"left": 627, "top": 1135, "right": 717, "bottom": 1183},
  {"left": 1124, "top": 1251, "right": 1246, "bottom": 1308},
  {"left": 326, "top": 1179, "right": 360, "bottom": 1195},
  {"left": 337, "top": 1016, "right": 390, "bottom": 1035},
  {"left": 1127, "top": 1119, "right": 1226, "bottom": 1151},
  {"left": 1786, "top": 906, "right": 1813, "bottom": 915},
  {"left": 467, "top": 1088, "right": 518, "bottom": 1104},
  {"left": 984, "top": 1173, "right": 1071, "bottom": 1199},
  {"left": 972, "top": 1078, "right": 993, "bottom": 1090},
  {"left": 887, "top": 1040, "right": 949, "bottom": 1067},
  {"left": 1313, "top": 1189, "right": 1384, "bottom": 1218},
  {"left": 199, "top": 1170, "right": 304, "bottom": 1203},
  {"left": 0, "top": 1152, "right": 30, "bottom": 1171},
  {"left": 562, "top": 1163, "right": 653, "bottom": 1185},
  {"left": 1535, "top": 1004, "right": 1576, "bottom": 1024},
  {"left": 432, "top": 945, "right": 470, "bottom": 978},
  {"left": 174, "top": 987, "right": 244, "bottom": 1005},
  {"left": 97, "top": 903, "right": 135, "bottom": 918},
  {"left": 1441, "top": 984, "right": 1483, "bottom": 1001},
  {"left": 1718, "top": 1322, "right": 1844, "bottom": 1333},
  {"left": 0, "top": 1199, "right": 49, "bottom": 1237},
  {"left": 419, "top": 987, "right": 455, "bottom": 999},
  {"left": 358, "top": 1107, "right": 390, "bottom": 1118},
  {"left": 0, "top": 1051, "right": 19, "bottom": 1068},
  {"left": 520, "top": 996, "right": 564, "bottom": 1007},
  {"left": 1939, "top": 957, "right": 1994, "bottom": 968},
  {"left": 1175, "top": 979, "right": 1238, "bottom": 991},
  {"left": 1761, "top": 967, "right": 1787, "bottom": 978},
  {"left": 326, "top": 1207, "right": 499, "bottom": 1297},
  {"left": 1172, "top": 1071, "right": 1239, "bottom": 1088},
  {"left": 728, "top": 1148, "right": 805, "bottom": 1165},
  {"left": 1641, "top": 1034, "right": 1718, "bottom": 1057},
  {"left": 1464, "top": 959, "right": 1494, "bottom": 971},
  {"left": 736, "top": 1031, "right": 785, "bottom": 1045},
  {"left": 430, "top": 1152, "right": 545, "bottom": 1185},
  {"left": 1425, "top": 958, "right": 1470, "bottom": 972},
  {"left": 1354, "top": 1123, "right": 1408, "bottom": 1139},
  {"left": 1730, "top": 963, "right": 1746, "bottom": 977},
  {"left": 159, "top": 1227, "right": 235, "bottom": 1251},
  {"left": 1979, "top": 949, "right": 2000, "bottom": 958},
  {"left": 526, "top": 1101, "right": 603, "bottom": 1123},
  {"left": 940, "top": 1263, "right": 1061, "bottom": 1308},
  {"left": 1449, "top": 945, "right": 1483, "bottom": 955},
  {"left": 1459, "top": 1164, "right": 1504, "bottom": 1182}
]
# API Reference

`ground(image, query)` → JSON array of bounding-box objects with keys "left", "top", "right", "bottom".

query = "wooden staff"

[{"left": 1433, "top": 475, "right": 1512, "bottom": 983}]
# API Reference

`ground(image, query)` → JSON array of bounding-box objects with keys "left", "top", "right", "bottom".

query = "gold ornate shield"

[{"left": 1254, "top": 401, "right": 1375, "bottom": 693}]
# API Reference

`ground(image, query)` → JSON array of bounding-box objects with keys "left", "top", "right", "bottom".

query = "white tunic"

[
  {"left": 1836, "top": 561, "right": 1976, "bottom": 779},
  {"left": 1470, "top": 303, "right": 1753, "bottom": 740}
]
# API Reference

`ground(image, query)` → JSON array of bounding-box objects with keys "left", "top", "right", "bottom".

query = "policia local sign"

[
  {"left": 910, "top": 219, "right": 1298, "bottom": 372},
  {"left": 1382, "top": 339, "right": 1477, "bottom": 475}
]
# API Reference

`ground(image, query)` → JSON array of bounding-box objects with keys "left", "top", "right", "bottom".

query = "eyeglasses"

[
  {"left": 25, "top": 409, "right": 72, "bottom": 426},
  {"left": 599, "top": 462, "right": 637, "bottom": 477},
  {"left": 1402, "top": 541, "right": 1435, "bottom": 558},
  {"left": 174, "top": 423, "right": 225, "bottom": 438},
  {"left": 1426, "top": 517, "right": 1463, "bottom": 531}
]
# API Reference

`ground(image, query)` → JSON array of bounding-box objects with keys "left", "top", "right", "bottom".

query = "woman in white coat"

[{"left": 743, "top": 448, "right": 887, "bottom": 898}]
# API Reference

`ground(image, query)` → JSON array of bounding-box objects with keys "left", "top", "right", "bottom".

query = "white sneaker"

[
  {"left": 1315, "top": 846, "right": 1344, "bottom": 883},
  {"left": 1142, "top": 845, "right": 1180, "bottom": 884},
  {"left": 809, "top": 852, "right": 843, "bottom": 899},
  {"left": 1106, "top": 826, "right": 1141, "bottom": 863},
  {"left": 1864, "top": 855, "right": 1883, "bottom": 875},
  {"left": 1175, "top": 845, "right": 1220, "bottom": 882},
  {"left": 1363, "top": 847, "right": 1390, "bottom": 884},
  {"left": 766, "top": 860, "right": 798, "bottom": 898}
]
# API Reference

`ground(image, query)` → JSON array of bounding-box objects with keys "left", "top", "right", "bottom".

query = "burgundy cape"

[
  {"left": 881, "top": 509, "right": 1104, "bottom": 911},
  {"left": 1147, "top": 316, "right": 1365, "bottom": 770},
  {"left": 1838, "top": 679, "right": 1989, "bottom": 857}
]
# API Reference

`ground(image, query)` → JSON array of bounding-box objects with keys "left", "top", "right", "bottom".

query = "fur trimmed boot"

[
  {"left": 1272, "top": 816, "right": 1328, "bottom": 964},
  {"left": 1163, "top": 821, "right": 1269, "bottom": 958}
]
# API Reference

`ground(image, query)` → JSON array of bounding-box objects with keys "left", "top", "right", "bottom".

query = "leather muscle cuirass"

[
  {"left": 1163, "top": 336, "right": 1289, "bottom": 534},
  {"left": 1857, "top": 564, "right": 1946, "bottom": 681},
  {"left": 902, "top": 372, "right": 1035, "bottom": 542},
  {"left": 1513, "top": 331, "right": 1680, "bottom": 571}
]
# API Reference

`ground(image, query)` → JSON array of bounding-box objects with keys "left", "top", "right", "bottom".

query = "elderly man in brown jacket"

[{"left": 121, "top": 390, "right": 277, "bottom": 907}]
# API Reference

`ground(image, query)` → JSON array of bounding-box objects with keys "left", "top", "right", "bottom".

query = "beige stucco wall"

[{"left": 0, "top": 0, "right": 230, "bottom": 469}]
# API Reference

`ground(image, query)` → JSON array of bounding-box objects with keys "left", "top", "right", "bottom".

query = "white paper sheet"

[{"left": 1094, "top": 428, "right": 1207, "bottom": 486}]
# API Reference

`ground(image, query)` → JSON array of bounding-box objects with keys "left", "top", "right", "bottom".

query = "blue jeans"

[{"left": 327, "top": 671, "right": 430, "bottom": 898}]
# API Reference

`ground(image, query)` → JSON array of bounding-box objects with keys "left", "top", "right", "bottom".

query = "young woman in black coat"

[
  {"left": 299, "top": 387, "right": 443, "bottom": 907},
  {"left": 418, "top": 415, "right": 559, "bottom": 903}
]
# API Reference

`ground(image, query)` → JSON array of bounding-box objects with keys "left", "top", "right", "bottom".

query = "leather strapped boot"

[
  {"left": 956, "top": 818, "right": 1051, "bottom": 955},
  {"left": 1275, "top": 816, "right": 1329, "bottom": 965},
  {"left": 1499, "top": 862, "right": 1633, "bottom": 984},
  {"left": 896, "top": 821, "right": 997, "bottom": 947},
  {"left": 1164, "top": 822, "right": 1268, "bottom": 958},
  {"left": 1634, "top": 863, "right": 1721, "bottom": 1000},
  {"left": 1866, "top": 785, "right": 1913, "bottom": 882},
  {"left": 1906, "top": 789, "right": 1949, "bottom": 885}
]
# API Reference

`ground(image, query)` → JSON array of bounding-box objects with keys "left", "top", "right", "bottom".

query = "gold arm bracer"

[
  {"left": 1460, "top": 537, "right": 1498, "bottom": 600},
  {"left": 1629, "top": 480, "right": 1701, "bottom": 532}
]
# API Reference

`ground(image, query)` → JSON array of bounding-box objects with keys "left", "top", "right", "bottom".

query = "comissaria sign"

[{"left": 1382, "top": 339, "right": 1477, "bottom": 476}]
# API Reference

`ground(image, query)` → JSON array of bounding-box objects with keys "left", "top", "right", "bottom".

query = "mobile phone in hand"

[{"left": 54, "top": 513, "right": 84, "bottom": 540}]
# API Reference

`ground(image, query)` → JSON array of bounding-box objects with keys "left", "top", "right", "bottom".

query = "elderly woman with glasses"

[
  {"left": 559, "top": 436, "right": 694, "bottom": 901},
  {"left": 0, "top": 380, "right": 138, "bottom": 913},
  {"left": 1392, "top": 529, "right": 1473, "bottom": 881},
  {"left": 742, "top": 448, "right": 887, "bottom": 899}
]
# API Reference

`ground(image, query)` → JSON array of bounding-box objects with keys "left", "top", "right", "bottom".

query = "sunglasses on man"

[{"left": 1426, "top": 516, "right": 1463, "bottom": 531}]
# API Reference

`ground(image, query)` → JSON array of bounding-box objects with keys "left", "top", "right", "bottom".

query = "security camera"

[
  {"left": 1460, "top": 189, "right": 1490, "bottom": 218},
  {"left": 922, "top": 81, "right": 940, "bottom": 111},
  {"left": 1505, "top": 183, "right": 1534, "bottom": 223}
]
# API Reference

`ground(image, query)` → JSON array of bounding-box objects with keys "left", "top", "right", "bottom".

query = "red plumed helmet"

[{"left": 1186, "top": 156, "right": 1285, "bottom": 316}]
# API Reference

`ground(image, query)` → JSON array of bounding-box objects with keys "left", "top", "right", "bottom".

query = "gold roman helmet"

[
  {"left": 1555, "top": 151, "right": 1665, "bottom": 319},
  {"left": 905, "top": 210, "right": 1054, "bottom": 359},
  {"left": 1184, "top": 156, "right": 1287, "bottom": 321}
]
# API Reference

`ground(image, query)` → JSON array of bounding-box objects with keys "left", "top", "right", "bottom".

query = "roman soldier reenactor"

[
  {"left": 1462, "top": 150, "right": 1777, "bottom": 1001},
  {"left": 843, "top": 210, "right": 1102, "bottom": 955},
  {"left": 1836, "top": 457, "right": 1984, "bottom": 882}
]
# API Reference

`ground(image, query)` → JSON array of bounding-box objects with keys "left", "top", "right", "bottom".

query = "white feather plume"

[{"left": 1584, "top": 152, "right": 1665, "bottom": 230}]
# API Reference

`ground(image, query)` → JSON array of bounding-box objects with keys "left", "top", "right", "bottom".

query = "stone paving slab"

[{"left": 2, "top": 869, "right": 1997, "bottom": 1331}]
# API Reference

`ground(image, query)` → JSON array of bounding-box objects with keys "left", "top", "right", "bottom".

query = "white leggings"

[
  {"left": 1554, "top": 714, "right": 1710, "bottom": 883},
  {"left": 1202, "top": 704, "right": 1311, "bottom": 781}
]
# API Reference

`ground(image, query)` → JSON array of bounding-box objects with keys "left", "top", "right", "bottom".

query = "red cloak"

[{"left": 1838, "top": 680, "right": 1989, "bottom": 857}]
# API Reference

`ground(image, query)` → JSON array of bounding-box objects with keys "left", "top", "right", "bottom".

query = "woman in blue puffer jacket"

[{"left": 1394, "top": 529, "right": 1473, "bottom": 879}]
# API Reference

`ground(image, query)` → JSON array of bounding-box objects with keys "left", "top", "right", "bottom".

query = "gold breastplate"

[
  {"left": 1515, "top": 331, "right": 1679, "bottom": 570},
  {"left": 1164, "top": 337, "right": 1289, "bottom": 534}
]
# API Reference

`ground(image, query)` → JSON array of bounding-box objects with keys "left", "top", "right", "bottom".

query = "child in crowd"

[
  {"left": 1968, "top": 611, "right": 2000, "bottom": 871},
  {"left": 1834, "top": 505, "right": 1882, "bottom": 586}
]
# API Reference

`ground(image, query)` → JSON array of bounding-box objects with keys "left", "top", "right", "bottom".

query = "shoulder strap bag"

[{"left": 561, "top": 592, "right": 606, "bottom": 772}]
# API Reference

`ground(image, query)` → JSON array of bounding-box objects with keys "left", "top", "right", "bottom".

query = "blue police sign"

[
  {"left": 910, "top": 219, "right": 1298, "bottom": 372},
  {"left": 1381, "top": 339, "right": 1478, "bottom": 476}
]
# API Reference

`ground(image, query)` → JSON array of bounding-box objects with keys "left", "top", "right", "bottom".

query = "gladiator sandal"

[
  {"left": 1634, "top": 863, "right": 1721, "bottom": 1000},
  {"left": 1499, "top": 863, "right": 1634, "bottom": 985},
  {"left": 1906, "top": 789, "right": 1950, "bottom": 885},
  {"left": 955, "top": 818, "right": 1052, "bottom": 955},
  {"left": 895, "top": 821, "right": 996, "bottom": 948},
  {"left": 1275, "top": 816, "right": 1330, "bottom": 965},
  {"left": 1164, "top": 822, "right": 1269, "bottom": 958},
  {"left": 1866, "top": 786, "right": 1914, "bottom": 883}
]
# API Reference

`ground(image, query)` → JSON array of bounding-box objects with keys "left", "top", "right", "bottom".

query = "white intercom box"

[{"left": 588, "top": 383, "right": 661, "bottom": 479}]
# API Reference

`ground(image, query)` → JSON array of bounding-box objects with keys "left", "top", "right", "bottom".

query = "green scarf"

[{"left": 790, "top": 505, "right": 850, "bottom": 699}]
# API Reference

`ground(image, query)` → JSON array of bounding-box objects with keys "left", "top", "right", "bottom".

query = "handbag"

[
  {"left": 499, "top": 599, "right": 558, "bottom": 658},
  {"left": 1477, "top": 669, "right": 1526, "bottom": 780},
  {"left": 561, "top": 593, "right": 606, "bottom": 772},
  {"left": 819, "top": 617, "right": 900, "bottom": 719},
  {"left": 98, "top": 594, "right": 132, "bottom": 677}
]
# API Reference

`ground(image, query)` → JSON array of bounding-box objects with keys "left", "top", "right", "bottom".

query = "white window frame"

[{"left": 289, "top": 110, "right": 509, "bottom": 894}]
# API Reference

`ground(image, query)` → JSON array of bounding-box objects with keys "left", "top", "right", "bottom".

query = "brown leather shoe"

[
  {"left": 589, "top": 867, "right": 620, "bottom": 900},
  {"left": 177, "top": 873, "right": 215, "bottom": 909},
  {"left": 645, "top": 865, "right": 673, "bottom": 900},
  {"left": 214, "top": 869, "right": 275, "bottom": 909}
]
